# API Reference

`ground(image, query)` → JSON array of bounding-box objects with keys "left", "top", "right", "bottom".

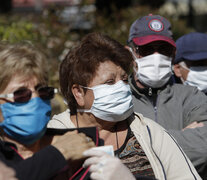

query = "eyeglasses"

[
  {"left": 135, "top": 43, "right": 175, "bottom": 57},
  {"left": 0, "top": 86, "right": 58, "bottom": 103}
]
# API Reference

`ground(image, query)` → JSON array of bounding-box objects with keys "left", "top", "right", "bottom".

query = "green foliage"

[
  {"left": 93, "top": 5, "right": 193, "bottom": 45},
  {"left": 0, "top": 20, "right": 37, "bottom": 43},
  {"left": 138, "top": 0, "right": 166, "bottom": 9},
  {"left": 0, "top": 3, "right": 194, "bottom": 87},
  {"left": 170, "top": 18, "right": 194, "bottom": 41},
  {"left": 0, "top": 3, "right": 195, "bottom": 114},
  {"left": 93, "top": 5, "right": 154, "bottom": 44}
]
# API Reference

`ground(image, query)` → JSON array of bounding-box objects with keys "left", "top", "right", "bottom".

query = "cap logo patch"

[{"left": 148, "top": 19, "right": 164, "bottom": 32}]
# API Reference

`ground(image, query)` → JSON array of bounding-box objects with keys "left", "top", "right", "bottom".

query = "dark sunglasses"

[
  {"left": 0, "top": 86, "right": 58, "bottom": 103},
  {"left": 135, "top": 43, "right": 175, "bottom": 57}
]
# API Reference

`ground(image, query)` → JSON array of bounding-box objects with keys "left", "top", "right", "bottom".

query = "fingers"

[
  {"left": 183, "top": 121, "right": 204, "bottom": 130},
  {"left": 83, "top": 149, "right": 108, "bottom": 157},
  {"left": 68, "top": 140, "right": 95, "bottom": 160},
  {"left": 90, "top": 172, "right": 102, "bottom": 180},
  {"left": 64, "top": 130, "right": 78, "bottom": 135},
  {"left": 83, "top": 156, "right": 112, "bottom": 180},
  {"left": 80, "top": 134, "right": 94, "bottom": 144},
  {"left": 197, "top": 122, "right": 204, "bottom": 127},
  {"left": 60, "top": 132, "right": 93, "bottom": 144},
  {"left": 53, "top": 132, "right": 95, "bottom": 160},
  {"left": 83, "top": 156, "right": 100, "bottom": 168}
]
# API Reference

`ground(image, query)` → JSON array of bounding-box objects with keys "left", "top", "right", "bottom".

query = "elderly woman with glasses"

[
  {"left": 48, "top": 32, "right": 201, "bottom": 180},
  {"left": 0, "top": 42, "right": 95, "bottom": 180},
  {"left": 0, "top": 42, "right": 57, "bottom": 156}
]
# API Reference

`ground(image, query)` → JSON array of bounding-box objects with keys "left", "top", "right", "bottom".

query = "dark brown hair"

[{"left": 59, "top": 32, "right": 133, "bottom": 114}]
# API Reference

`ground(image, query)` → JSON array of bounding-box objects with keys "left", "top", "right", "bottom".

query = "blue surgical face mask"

[
  {"left": 78, "top": 80, "right": 134, "bottom": 122},
  {"left": 0, "top": 97, "right": 51, "bottom": 145}
]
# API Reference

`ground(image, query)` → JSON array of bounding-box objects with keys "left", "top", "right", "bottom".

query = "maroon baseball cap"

[{"left": 128, "top": 14, "right": 176, "bottom": 47}]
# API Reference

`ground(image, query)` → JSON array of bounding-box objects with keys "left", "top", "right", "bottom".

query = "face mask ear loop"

[
  {"left": 76, "top": 85, "right": 87, "bottom": 128},
  {"left": 129, "top": 47, "right": 137, "bottom": 60},
  {"left": 76, "top": 113, "right": 79, "bottom": 128},
  {"left": 128, "top": 48, "right": 139, "bottom": 74},
  {"left": 171, "top": 65, "right": 175, "bottom": 75}
]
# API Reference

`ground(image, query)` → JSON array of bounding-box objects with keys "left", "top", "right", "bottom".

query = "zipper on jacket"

[
  {"left": 154, "top": 106, "right": 158, "bottom": 122},
  {"left": 148, "top": 87, "right": 152, "bottom": 96},
  {"left": 146, "top": 87, "right": 160, "bottom": 123},
  {"left": 153, "top": 90, "right": 160, "bottom": 123},
  {"left": 148, "top": 92, "right": 159, "bottom": 123}
]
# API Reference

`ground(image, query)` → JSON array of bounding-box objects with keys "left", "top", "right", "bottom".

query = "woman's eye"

[
  {"left": 122, "top": 74, "right": 128, "bottom": 83},
  {"left": 105, "top": 79, "right": 115, "bottom": 85}
]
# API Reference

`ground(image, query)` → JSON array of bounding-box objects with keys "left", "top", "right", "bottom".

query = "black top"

[{"left": 0, "top": 139, "right": 67, "bottom": 180}]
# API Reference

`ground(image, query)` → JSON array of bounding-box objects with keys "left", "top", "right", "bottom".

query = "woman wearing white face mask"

[{"left": 48, "top": 32, "right": 201, "bottom": 180}]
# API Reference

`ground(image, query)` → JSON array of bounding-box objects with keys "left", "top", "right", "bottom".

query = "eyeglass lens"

[
  {"left": 14, "top": 88, "right": 32, "bottom": 103},
  {"left": 38, "top": 87, "right": 55, "bottom": 100},
  {"left": 13, "top": 87, "right": 55, "bottom": 103}
]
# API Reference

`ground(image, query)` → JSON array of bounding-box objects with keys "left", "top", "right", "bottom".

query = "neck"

[
  {"left": 3, "top": 134, "right": 41, "bottom": 159},
  {"left": 71, "top": 113, "right": 129, "bottom": 151},
  {"left": 71, "top": 113, "right": 117, "bottom": 132}
]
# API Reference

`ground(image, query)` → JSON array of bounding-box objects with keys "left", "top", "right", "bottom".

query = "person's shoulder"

[
  {"left": 169, "top": 83, "right": 203, "bottom": 95},
  {"left": 132, "top": 112, "right": 165, "bottom": 131},
  {"left": 171, "top": 83, "right": 196, "bottom": 90},
  {"left": 47, "top": 109, "right": 74, "bottom": 129},
  {"left": 53, "top": 109, "right": 71, "bottom": 119}
]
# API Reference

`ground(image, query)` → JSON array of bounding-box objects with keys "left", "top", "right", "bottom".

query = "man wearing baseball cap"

[
  {"left": 127, "top": 14, "right": 207, "bottom": 178},
  {"left": 173, "top": 32, "right": 207, "bottom": 95}
]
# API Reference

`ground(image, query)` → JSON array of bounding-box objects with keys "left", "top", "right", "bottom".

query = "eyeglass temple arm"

[
  {"left": 0, "top": 88, "right": 58, "bottom": 99},
  {"left": 0, "top": 93, "right": 14, "bottom": 98},
  {"left": 54, "top": 88, "right": 58, "bottom": 94}
]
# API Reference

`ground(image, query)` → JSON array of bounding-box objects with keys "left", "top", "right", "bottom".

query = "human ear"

[
  {"left": 173, "top": 64, "right": 182, "bottom": 77},
  {"left": 71, "top": 84, "right": 85, "bottom": 107}
]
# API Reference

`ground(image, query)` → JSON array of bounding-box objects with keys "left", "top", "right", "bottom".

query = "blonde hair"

[{"left": 0, "top": 42, "right": 48, "bottom": 92}]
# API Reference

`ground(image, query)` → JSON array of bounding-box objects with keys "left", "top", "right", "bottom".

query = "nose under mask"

[{"left": 129, "top": 48, "right": 172, "bottom": 88}]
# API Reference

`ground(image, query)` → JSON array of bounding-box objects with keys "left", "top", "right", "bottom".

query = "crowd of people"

[{"left": 0, "top": 13, "right": 206, "bottom": 180}]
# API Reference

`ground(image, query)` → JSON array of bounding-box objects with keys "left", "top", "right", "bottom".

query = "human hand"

[
  {"left": 0, "top": 161, "right": 18, "bottom": 180},
  {"left": 52, "top": 131, "right": 95, "bottom": 160},
  {"left": 183, "top": 121, "right": 204, "bottom": 131},
  {"left": 83, "top": 149, "right": 135, "bottom": 180}
]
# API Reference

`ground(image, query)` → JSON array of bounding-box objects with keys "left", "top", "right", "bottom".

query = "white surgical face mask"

[
  {"left": 134, "top": 53, "right": 172, "bottom": 88},
  {"left": 183, "top": 66, "right": 207, "bottom": 93},
  {"left": 78, "top": 80, "right": 134, "bottom": 122}
]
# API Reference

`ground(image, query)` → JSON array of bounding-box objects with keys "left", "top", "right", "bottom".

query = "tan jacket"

[{"left": 48, "top": 110, "right": 201, "bottom": 180}]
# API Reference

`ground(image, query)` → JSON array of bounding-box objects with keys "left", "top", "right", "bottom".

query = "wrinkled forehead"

[{"left": 0, "top": 74, "right": 39, "bottom": 94}]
